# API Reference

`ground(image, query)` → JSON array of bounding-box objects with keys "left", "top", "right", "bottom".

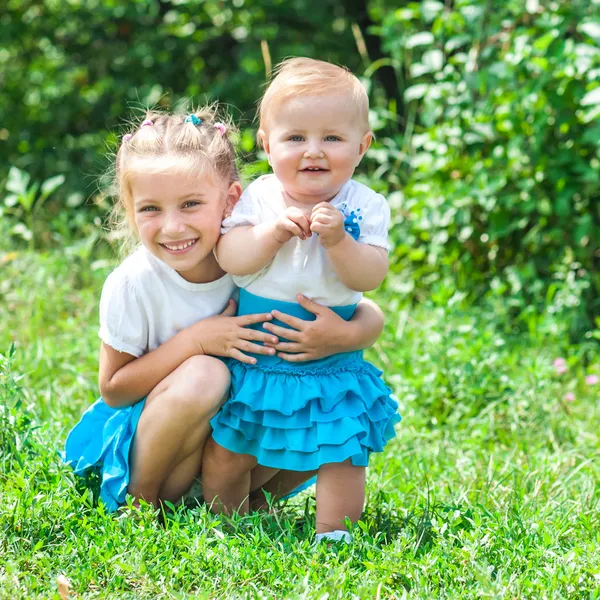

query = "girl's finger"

[
  {"left": 263, "top": 321, "right": 304, "bottom": 341},
  {"left": 277, "top": 351, "right": 312, "bottom": 362},
  {"left": 269, "top": 310, "right": 307, "bottom": 331},
  {"left": 271, "top": 341, "right": 304, "bottom": 353},
  {"left": 220, "top": 298, "right": 237, "bottom": 316},
  {"left": 241, "top": 329, "right": 279, "bottom": 345},
  {"left": 239, "top": 341, "right": 276, "bottom": 356},
  {"left": 230, "top": 348, "right": 257, "bottom": 365},
  {"left": 237, "top": 312, "right": 273, "bottom": 326}
]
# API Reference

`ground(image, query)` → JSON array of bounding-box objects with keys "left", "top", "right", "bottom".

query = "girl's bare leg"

[
  {"left": 315, "top": 460, "right": 365, "bottom": 533},
  {"left": 127, "top": 356, "right": 230, "bottom": 507},
  {"left": 202, "top": 439, "right": 257, "bottom": 514}
]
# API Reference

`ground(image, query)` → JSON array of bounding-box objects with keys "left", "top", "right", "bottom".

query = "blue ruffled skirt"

[
  {"left": 64, "top": 398, "right": 146, "bottom": 512},
  {"left": 210, "top": 290, "right": 401, "bottom": 471}
]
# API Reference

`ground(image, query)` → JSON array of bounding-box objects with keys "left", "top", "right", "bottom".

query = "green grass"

[{"left": 1, "top": 249, "right": 599, "bottom": 599}]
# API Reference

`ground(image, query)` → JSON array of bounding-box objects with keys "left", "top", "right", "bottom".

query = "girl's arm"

[
  {"left": 216, "top": 207, "right": 312, "bottom": 276},
  {"left": 264, "top": 294, "right": 385, "bottom": 362},
  {"left": 310, "top": 203, "right": 388, "bottom": 291},
  {"left": 99, "top": 301, "right": 278, "bottom": 408}
]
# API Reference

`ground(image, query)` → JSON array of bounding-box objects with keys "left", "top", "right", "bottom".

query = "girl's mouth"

[{"left": 160, "top": 238, "right": 198, "bottom": 254}]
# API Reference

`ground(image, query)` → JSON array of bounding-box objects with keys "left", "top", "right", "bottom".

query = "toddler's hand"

[
  {"left": 310, "top": 203, "right": 345, "bottom": 249},
  {"left": 273, "top": 206, "right": 312, "bottom": 244},
  {"left": 190, "top": 300, "right": 279, "bottom": 365}
]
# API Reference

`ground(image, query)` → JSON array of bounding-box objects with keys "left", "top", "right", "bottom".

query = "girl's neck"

[{"left": 176, "top": 252, "right": 226, "bottom": 284}]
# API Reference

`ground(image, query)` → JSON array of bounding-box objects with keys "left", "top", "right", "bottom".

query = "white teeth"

[{"left": 163, "top": 240, "right": 196, "bottom": 251}]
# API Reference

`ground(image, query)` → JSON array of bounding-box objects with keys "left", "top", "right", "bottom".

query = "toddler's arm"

[
  {"left": 99, "top": 301, "right": 277, "bottom": 408},
  {"left": 216, "top": 206, "right": 311, "bottom": 276},
  {"left": 311, "top": 202, "right": 388, "bottom": 291},
  {"left": 327, "top": 236, "right": 388, "bottom": 292}
]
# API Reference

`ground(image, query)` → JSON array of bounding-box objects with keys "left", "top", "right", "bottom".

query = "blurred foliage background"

[{"left": 1, "top": 0, "right": 599, "bottom": 336}]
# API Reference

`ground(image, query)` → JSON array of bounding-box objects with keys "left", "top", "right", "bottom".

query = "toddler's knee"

[{"left": 204, "top": 438, "right": 253, "bottom": 475}]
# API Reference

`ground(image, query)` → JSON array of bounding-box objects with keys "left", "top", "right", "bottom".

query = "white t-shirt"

[
  {"left": 221, "top": 175, "right": 390, "bottom": 306},
  {"left": 99, "top": 246, "right": 236, "bottom": 357}
]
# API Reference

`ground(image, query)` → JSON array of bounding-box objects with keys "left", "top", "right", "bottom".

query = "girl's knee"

[{"left": 170, "top": 356, "right": 230, "bottom": 417}]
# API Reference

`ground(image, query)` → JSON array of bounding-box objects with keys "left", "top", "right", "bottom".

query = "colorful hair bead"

[
  {"left": 214, "top": 122, "right": 227, "bottom": 136},
  {"left": 122, "top": 133, "right": 133, "bottom": 142},
  {"left": 141, "top": 119, "right": 153, "bottom": 127},
  {"left": 185, "top": 114, "right": 202, "bottom": 125}
]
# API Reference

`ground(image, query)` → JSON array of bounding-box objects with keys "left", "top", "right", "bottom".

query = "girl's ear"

[
  {"left": 223, "top": 181, "right": 243, "bottom": 218},
  {"left": 258, "top": 129, "right": 272, "bottom": 165}
]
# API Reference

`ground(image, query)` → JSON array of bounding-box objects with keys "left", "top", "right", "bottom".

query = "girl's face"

[
  {"left": 259, "top": 94, "right": 372, "bottom": 205},
  {"left": 131, "top": 169, "right": 241, "bottom": 283}
]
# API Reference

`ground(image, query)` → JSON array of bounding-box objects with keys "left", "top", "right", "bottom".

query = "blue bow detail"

[
  {"left": 185, "top": 114, "right": 202, "bottom": 125},
  {"left": 342, "top": 208, "right": 363, "bottom": 241}
]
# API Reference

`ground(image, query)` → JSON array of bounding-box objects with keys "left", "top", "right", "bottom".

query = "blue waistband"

[{"left": 236, "top": 289, "right": 361, "bottom": 370}]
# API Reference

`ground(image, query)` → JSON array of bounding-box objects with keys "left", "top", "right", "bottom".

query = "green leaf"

[
  {"left": 579, "top": 21, "right": 600, "bottom": 42},
  {"left": 405, "top": 32, "right": 434, "bottom": 49},
  {"left": 404, "top": 84, "right": 429, "bottom": 102},
  {"left": 39, "top": 174, "right": 65, "bottom": 200},
  {"left": 581, "top": 87, "right": 600, "bottom": 106},
  {"left": 5, "top": 167, "right": 30, "bottom": 197}
]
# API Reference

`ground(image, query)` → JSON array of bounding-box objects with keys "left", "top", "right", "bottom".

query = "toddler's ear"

[
  {"left": 223, "top": 181, "right": 243, "bottom": 218},
  {"left": 258, "top": 129, "right": 273, "bottom": 165},
  {"left": 359, "top": 131, "right": 373, "bottom": 157}
]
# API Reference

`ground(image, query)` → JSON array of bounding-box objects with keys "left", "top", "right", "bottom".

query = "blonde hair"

[
  {"left": 110, "top": 106, "right": 238, "bottom": 252},
  {"left": 258, "top": 57, "right": 370, "bottom": 140}
]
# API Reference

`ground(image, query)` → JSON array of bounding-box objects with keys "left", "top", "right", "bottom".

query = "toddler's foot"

[{"left": 315, "top": 530, "right": 351, "bottom": 544}]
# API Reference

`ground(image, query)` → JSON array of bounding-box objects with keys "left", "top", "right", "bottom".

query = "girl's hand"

[
  {"left": 310, "top": 202, "right": 345, "bottom": 249},
  {"left": 274, "top": 207, "right": 312, "bottom": 244},
  {"left": 191, "top": 300, "right": 279, "bottom": 364},
  {"left": 263, "top": 294, "right": 352, "bottom": 362}
]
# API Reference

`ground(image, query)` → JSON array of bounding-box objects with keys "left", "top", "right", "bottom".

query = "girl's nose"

[{"left": 162, "top": 213, "right": 186, "bottom": 235}]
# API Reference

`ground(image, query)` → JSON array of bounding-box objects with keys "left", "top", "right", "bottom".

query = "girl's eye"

[
  {"left": 183, "top": 201, "right": 201, "bottom": 209},
  {"left": 139, "top": 206, "right": 159, "bottom": 212},
  {"left": 325, "top": 135, "right": 341, "bottom": 142},
  {"left": 288, "top": 135, "right": 304, "bottom": 142}
]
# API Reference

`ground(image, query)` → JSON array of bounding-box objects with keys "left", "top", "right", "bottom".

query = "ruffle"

[
  {"left": 211, "top": 360, "right": 401, "bottom": 471},
  {"left": 64, "top": 398, "right": 145, "bottom": 512}
]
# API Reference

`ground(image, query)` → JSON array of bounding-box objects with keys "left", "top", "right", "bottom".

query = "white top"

[
  {"left": 221, "top": 175, "right": 390, "bottom": 306},
  {"left": 99, "top": 246, "right": 236, "bottom": 357}
]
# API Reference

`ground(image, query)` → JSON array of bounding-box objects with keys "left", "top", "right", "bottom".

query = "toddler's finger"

[
  {"left": 220, "top": 298, "right": 237, "bottom": 316},
  {"left": 277, "top": 351, "right": 311, "bottom": 362}
]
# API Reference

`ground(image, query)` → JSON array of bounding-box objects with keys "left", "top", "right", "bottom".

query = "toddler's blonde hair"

[
  {"left": 110, "top": 106, "right": 238, "bottom": 252},
  {"left": 258, "top": 57, "right": 370, "bottom": 141}
]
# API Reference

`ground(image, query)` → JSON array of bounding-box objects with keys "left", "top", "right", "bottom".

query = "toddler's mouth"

[{"left": 301, "top": 167, "right": 328, "bottom": 172}]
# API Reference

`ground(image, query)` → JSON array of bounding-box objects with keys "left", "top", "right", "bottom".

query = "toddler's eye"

[
  {"left": 288, "top": 135, "right": 304, "bottom": 142},
  {"left": 324, "top": 135, "right": 341, "bottom": 142}
]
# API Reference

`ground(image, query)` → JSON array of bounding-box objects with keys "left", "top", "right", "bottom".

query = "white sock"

[{"left": 315, "top": 530, "right": 351, "bottom": 544}]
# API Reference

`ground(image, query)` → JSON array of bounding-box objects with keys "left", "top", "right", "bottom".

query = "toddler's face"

[
  {"left": 131, "top": 169, "right": 240, "bottom": 282},
  {"left": 260, "top": 94, "right": 371, "bottom": 205}
]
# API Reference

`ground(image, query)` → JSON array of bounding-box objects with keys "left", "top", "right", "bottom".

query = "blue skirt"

[
  {"left": 64, "top": 398, "right": 146, "bottom": 512},
  {"left": 210, "top": 290, "right": 401, "bottom": 471}
]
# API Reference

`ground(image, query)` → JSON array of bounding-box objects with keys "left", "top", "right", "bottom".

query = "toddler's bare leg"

[
  {"left": 315, "top": 460, "right": 365, "bottom": 534},
  {"left": 202, "top": 439, "right": 257, "bottom": 515},
  {"left": 128, "top": 356, "right": 230, "bottom": 507},
  {"left": 249, "top": 469, "right": 318, "bottom": 511}
]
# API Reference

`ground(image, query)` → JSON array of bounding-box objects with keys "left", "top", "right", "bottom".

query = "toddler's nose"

[{"left": 304, "top": 141, "right": 324, "bottom": 159}]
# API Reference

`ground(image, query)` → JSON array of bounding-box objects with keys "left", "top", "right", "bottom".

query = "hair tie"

[
  {"left": 122, "top": 133, "right": 133, "bottom": 142},
  {"left": 214, "top": 122, "right": 227, "bottom": 136},
  {"left": 185, "top": 114, "right": 202, "bottom": 125},
  {"left": 141, "top": 119, "right": 153, "bottom": 127}
]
